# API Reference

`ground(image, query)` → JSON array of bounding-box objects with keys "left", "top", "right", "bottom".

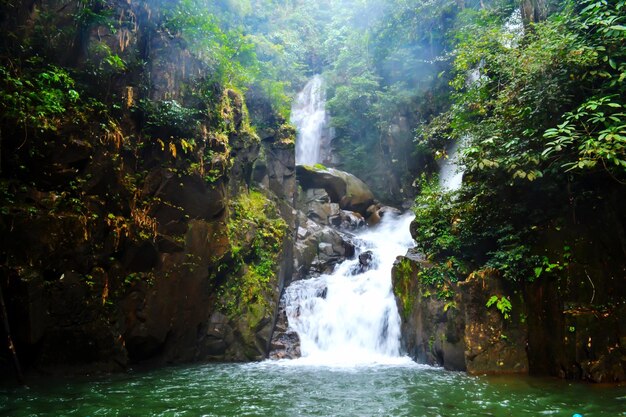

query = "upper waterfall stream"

[{"left": 291, "top": 75, "right": 332, "bottom": 166}]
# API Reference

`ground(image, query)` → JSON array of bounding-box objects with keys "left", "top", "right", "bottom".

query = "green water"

[{"left": 1, "top": 362, "right": 624, "bottom": 417}]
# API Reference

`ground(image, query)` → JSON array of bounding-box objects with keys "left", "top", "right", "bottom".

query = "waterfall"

[
  {"left": 291, "top": 75, "right": 332, "bottom": 166},
  {"left": 502, "top": 9, "right": 524, "bottom": 49},
  {"left": 438, "top": 137, "right": 466, "bottom": 192},
  {"left": 282, "top": 213, "right": 415, "bottom": 366}
]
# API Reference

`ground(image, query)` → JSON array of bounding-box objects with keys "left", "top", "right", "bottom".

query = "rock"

[
  {"left": 392, "top": 255, "right": 466, "bottom": 371},
  {"left": 293, "top": 214, "right": 356, "bottom": 280},
  {"left": 458, "top": 269, "right": 528, "bottom": 375},
  {"left": 269, "top": 331, "right": 301, "bottom": 360},
  {"left": 378, "top": 205, "right": 402, "bottom": 219},
  {"left": 329, "top": 209, "right": 366, "bottom": 230},
  {"left": 268, "top": 302, "right": 301, "bottom": 360},
  {"left": 352, "top": 250, "right": 376, "bottom": 275},
  {"left": 366, "top": 204, "right": 402, "bottom": 226},
  {"left": 0, "top": 0, "right": 300, "bottom": 376},
  {"left": 296, "top": 165, "right": 375, "bottom": 215},
  {"left": 366, "top": 205, "right": 382, "bottom": 225},
  {"left": 204, "top": 312, "right": 233, "bottom": 356},
  {"left": 392, "top": 257, "right": 528, "bottom": 374},
  {"left": 252, "top": 124, "right": 296, "bottom": 201},
  {"left": 359, "top": 251, "right": 374, "bottom": 267},
  {"left": 318, "top": 242, "right": 334, "bottom": 256},
  {"left": 301, "top": 189, "right": 337, "bottom": 225},
  {"left": 395, "top": 251, "right": 625, "bottom": 382},
  {"left": 154, "top": 171, "right": 227, "bottom": 221}
]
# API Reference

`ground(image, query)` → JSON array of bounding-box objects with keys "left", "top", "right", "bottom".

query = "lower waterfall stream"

[{"left": 281, "top": 213, "right": 414, "bottom": 366}]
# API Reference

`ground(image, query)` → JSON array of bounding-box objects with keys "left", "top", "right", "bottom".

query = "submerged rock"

[{"left": 351, "top": 250, "right": 376, "bottom": 275}]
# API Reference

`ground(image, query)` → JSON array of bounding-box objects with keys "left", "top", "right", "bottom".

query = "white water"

[
  {"left": 438, "top": 137, "right": 466, "bottom": 192},
  {"left": 502, "top": 9, "right": 524, "bottom": 49},
  {"left": 291, "top": 75, "right": 332, "bottom": 166},
  {"left": 282, "top": 213, "right": 416, "bottom": 367}
]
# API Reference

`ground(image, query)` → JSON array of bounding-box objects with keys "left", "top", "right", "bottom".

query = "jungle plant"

[{"left": 486, "top": 295, "right": 512, "bottom": 320}]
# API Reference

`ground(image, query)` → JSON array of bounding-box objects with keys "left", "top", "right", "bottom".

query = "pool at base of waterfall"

[{"left": 2, "top": 362, "right": 624, "bottom": 416}]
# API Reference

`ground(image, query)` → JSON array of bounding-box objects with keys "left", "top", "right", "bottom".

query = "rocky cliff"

[
  {"left": 0, "top": 0, "right": 296, "bottom": 376},
  {"left": 393, "top": 195, "right": 626, "bottom": 383}
]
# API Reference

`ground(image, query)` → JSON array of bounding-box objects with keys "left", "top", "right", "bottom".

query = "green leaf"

[{"left": 486, "top": 295, "right": 498, "bottom": 308}]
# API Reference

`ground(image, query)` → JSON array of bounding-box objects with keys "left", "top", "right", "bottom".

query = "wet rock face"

[
  {"left": 391, "top": 253, "right": 466, "bottom": 371},
  {"left": 393, "top": 254, "right": 625, "bottom": 382},
  {"left": 458, "top": 270, "right": 528, "bottom": 375},
  {"left": 393, "top": 256, "right": 528, "bottom": 374},
  {"left": 0, "top": 2, "right": 297, "bottom": 373},
  {"left": 268, "top": 304, "right": 301, "bottom": 360},
  {"left": 525, "top": 279, "right": 626, "bottom": 383},
  {"left": 11, "top": 271, "right": 129, "bottom": 374}
]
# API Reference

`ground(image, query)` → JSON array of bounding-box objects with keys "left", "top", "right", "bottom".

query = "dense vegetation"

[{"left": 413, "top": 0, "right": 625, "bottom": 289}]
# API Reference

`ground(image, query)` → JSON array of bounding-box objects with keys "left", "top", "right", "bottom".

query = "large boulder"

[
  {"left": 391, "top": 250, "right": 466, "bottom": 371},
  {"left": 296, "top": 165, "right": 375, "bottom": 215},
  {"left": 392, "top": 252, "right": 528, "bottom": 374}
]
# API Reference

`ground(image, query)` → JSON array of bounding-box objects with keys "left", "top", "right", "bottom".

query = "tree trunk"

[
  {"left": 0, "top": 283, "right": 25, "bottom": 385},
  {"left": 520, "top": 0, "right": 548, "bottom": 26}
]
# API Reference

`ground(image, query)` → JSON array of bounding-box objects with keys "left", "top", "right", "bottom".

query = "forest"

[{"left": 1, "top": 0, "right": 625, "bottom": 414}]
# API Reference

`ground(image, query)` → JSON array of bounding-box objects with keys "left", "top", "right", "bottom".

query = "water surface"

[{"left": 2, "top": 361, "right": 624, "bottom": 417}]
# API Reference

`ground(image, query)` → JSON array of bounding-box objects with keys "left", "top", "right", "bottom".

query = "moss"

[
  {"left": 216, "top": 88, "right": 259, "bottom": 145},
  {"left": 219, "top": 189, "right": 288, "bottom": 319},
  {"left": 393, "top": 258, "right": 416, "bottom": 320},
  {"left": 275, "top": 124, "right": 296, "bottom": 147}
]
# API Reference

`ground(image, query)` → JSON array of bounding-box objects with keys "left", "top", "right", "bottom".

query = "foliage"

[
  {"left": 162, "top": 0, "right": 259, "bottom": 88},
  {"left": 486, "top": 295, "right": 512, "bottom": 320},
  {"left": 138, "top": 99, "right": 201, "bottom": 138},
  {"left": 412, "top": 0, "right": 626, "bottom": 284},
  {"left": 412, "top": 176, "right": 461, "bottom": 257},
  {"left": 321, "top": 0, "right": 459, "bottom": 198},
  {"left": 0, "top": 64, "right": 80, "bottom": 133}
]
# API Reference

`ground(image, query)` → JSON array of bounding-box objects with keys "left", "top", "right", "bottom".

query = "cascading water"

[
  {"left": 438, "top": 137, "right": 467, "bottom": 192},
  {"left": 291, "top": 75, "right": 332, "bottom": 166},
  {"left": 281, "top": 213, "right": 415, "bottom": 366},
  {"left": 502, "top": 8, "right": 524, "bottom": 49}
]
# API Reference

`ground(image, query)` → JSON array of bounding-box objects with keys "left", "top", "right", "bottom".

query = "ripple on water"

[{"left": 1, "top": 363, "right": 625, "bottom": 417}]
